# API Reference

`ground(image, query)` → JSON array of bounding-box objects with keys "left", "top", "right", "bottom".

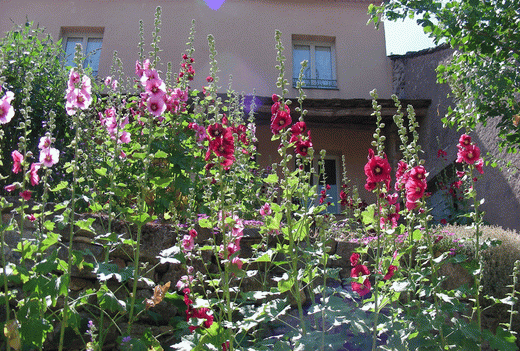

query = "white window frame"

[
  {"left": 61, "top": 27, "right": 104, "bottom": 76},
  {"left": 292, "top": 38, "right": 337, "bottom": 89}
]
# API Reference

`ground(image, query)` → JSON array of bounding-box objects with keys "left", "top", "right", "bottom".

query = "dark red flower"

[
  {"left": 207, "top": 123, "right": 225, "bottom": 139},
  {"left": 290, "top": 121, "right": 307, "bottom": 136},
  {"left": 383, "top": 265, "right": 397, "bottom": 280},
  {"left": 295, "top": 139, "right": 312, "bottom": 156},
  {"left": 350, "top": 253, "right": 360, "bottom": 266},
  {"left": 364, "top": 149, "right": 391, "bottom": 190},
  {"left": 351, "top": 264, "right": 371, "bottom": 297}
]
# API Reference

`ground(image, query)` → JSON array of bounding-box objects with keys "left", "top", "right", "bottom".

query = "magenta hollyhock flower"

[
  {"left": 260, "top": 203, "right": 272, "bottom": 216},
  {"left": 11, "top": 150, "right": 23, "bottom": 174},
  {"left": 405, "top": 178, "right": 426, "bottom": 202},
  {"left": 364, "top": 149, "right": 391, "bottom": 190},
  {"left": 459, "top": 134, "right": 472, "bottom": 147},
  {"left": 0, "top": 91, "right": 15, "bottom": 124},
  {"left": 351, "top": 264, "right": 371, "bottom": 296},
  {"left": 189, "top": 229, "right": 198, "bottom": 238},
  {"left": 30, "top": 163, "right": 41, "bottom": 186},
  {"left": 456, "top": 143, "right": 481, "bottom": 164},
  {"left": 270, "top": 110, "right": 292, "bottom": 135},
  {"left": 207, "top": 123, "right": 225, "bottom": 139},
  {"left": 135, "top": 60, "right": 144, "bottom": 77},
  {"left": 295, "top": 139, "right": 312, "bottom": 157},
  {"left": 39, "top": 147, "right": 59, "bottom": 167},
  {"left": 140, "top": 68, "right": 160, "bottom": 86},
  {"left": 26, "top": 214, "right": 36, "bottom": 222},
  {"left": 145, "top": 78, "right": 166, "bottom": 97},
  {"left": 117, "top": 131, "right": 131, "bottom": 144},
  {"left": 4, "top": 184, "right": 16, "bottom": 192},
  {"left": 20, "top": 190, "right": 32, "bottom": 201},
  {"left": 409, "top": 165, "right": 427, "bottom": 182},
  {"left": 290, "top": 121, "right": 307, "bottom": 136}
]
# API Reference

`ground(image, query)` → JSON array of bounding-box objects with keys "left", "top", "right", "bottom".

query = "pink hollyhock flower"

[
  {"left": 173, "top": 88, "right": 189, "bottom": 102},
  {"left": 4, "top": 184, "right": 16, "bottom": 192},
  {"left": 231, "top": 256, "right": 243, "bottom": 270},
  {"left": 67, "top": 69, "right": 81, "bottom": 89},
  {"left": 176, "top": 275, "right": 194, "bottom": 290},
  {"left": 20, "top": 190, "right": 32, "bottom": 201},
  {"left": 383, "top": 265, "right": 398, "bottom": 280},
  {"left": 38, "top": 136, "right": 52, "bottom": 150},
  {"left": 11, "top": 150, "right": 23, "bottom": 174},
  {"left": 104, "top": 76, "right": 112, "bottom": 86},
  {"left": 364, "top": 149, "right": 391, "bottom": 190},
  {"left": 145, "top": 78, "right": 166, "bottom": 97},
  {"left": 456, "top": 144, "right": 481, "bottom": 164},
  {"left": 135, "top": 60, "right": 144, "bottom": 77},
  {"left": 182, "top": 234, "right": 195, "bottom": 253},
  {"left": 189, "top": 229, "right": 198, "bottom": 238},
  {"left": 147, "top": 94, "right": 166, "bottom": 117},
  {"left": 351, "top": 264, "right": 371, "bottom": 297},
  {"left": 0, "top": 91, "right": 15, "bottom": 124},
  {"left": 30, "top": 163, "right": 41, "bottom": 186},
  {"left": 26, "top": 214, "right": 36, "bottom": 222},
  {"left": 40, "top": 147, "right": 60, "bottom": 167},
  {"left": 350, "top": 253, "right": 360, "bottom": 266},
  {"left": 456, "top": 170, "right": 465, "bottom": 178},
  {"left": 475, "top": 158, "right": 484, "bottom": 174},
  {"left": 260, "top": 203, "right": 272, "bottom": 216},
  {"left": 117, "top": 131, "right": 131, "bottom": 144},
  {"left": 65, "top": 88, "right": 92, "bottom": 115}
]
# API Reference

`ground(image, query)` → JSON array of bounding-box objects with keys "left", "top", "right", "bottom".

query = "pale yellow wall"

[{"left": 1, "top": 0, "right": 392, "bottom": 100}]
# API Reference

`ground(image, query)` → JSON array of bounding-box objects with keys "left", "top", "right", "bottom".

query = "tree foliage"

[{"left": 369, "top": 0, "right": 520, "bottom": 152}]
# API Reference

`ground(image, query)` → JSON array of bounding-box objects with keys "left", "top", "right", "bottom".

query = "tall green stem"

[{"left": 58, "top": 116, "right": 80, "bottom": 351}]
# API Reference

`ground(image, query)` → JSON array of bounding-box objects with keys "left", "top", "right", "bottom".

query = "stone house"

[{"left": 391, "top": 45, "right": 520, "bottom": 230}]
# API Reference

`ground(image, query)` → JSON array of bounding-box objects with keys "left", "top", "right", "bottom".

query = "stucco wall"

[
  {"left": 392, "top": 46, "right": 520, "bottom": 231},
  {"left": 1, "top": 0, "right": 392, "bottom": 100}
]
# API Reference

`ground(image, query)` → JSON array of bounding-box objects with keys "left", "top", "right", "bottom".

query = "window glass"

[
  {"left": 85, "top": 38, "right": 102, "bottom": 75},
  {"left": 315, "top": 46, "right": 333, "bottom": 86},
  {"left": 293, "top": 45, "right": 311, "bottom": 86},
  {"left": 65, "top": 37, "right": 83, "bottom": 68}
]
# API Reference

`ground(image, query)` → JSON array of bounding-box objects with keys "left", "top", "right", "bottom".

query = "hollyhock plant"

[
  {"left": 147, "top": 94, "right": 167, "bottom": 117},
  {"left": 11, "top": 150, "right": 23, "bottom": 174},
  {"left": 260, "top": 203, "right": 272, "bottom": 216},
  {"left": 0, "top": 91, "right": 15, "bottom": 124}
]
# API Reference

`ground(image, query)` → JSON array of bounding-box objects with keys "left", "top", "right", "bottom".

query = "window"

[
  {"left": 292, "top": 35, "right": 337, "bottom": 89},
  {"left": 61, "top": 27, "right": 104, "bottom": 76},
  {"left": 299, "top": 156, "right": 341, "bottom": 214}
]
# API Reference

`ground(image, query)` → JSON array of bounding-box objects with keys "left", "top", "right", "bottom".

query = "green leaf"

[
  {"left": 150, "top": 177, "right": 173, "bottom": 188},
  {"left": 97, "top": 284, "right": 127, "bottom": 312},
  {"left": 361, "top": 204, "right": 376, "bottom": 226},
  {"left": 51, "top": 181, "right": 68, "bottom": 192},
  {"left": 94, "top": 167, "right": 107, "bottom": 176},
  {"left": 154, "top": 150, "right": 168, "bottom": 158},
  {"left": 264, "top": 173, "right": 278, "bottom": 184},
  {"left": 277, "top": 276, "right": 294, "bottom": 293}
]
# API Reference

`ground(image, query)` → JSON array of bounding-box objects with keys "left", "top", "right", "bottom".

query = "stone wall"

[{"left": 391, "top": 45, "right": 520, "bottom": 231}]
